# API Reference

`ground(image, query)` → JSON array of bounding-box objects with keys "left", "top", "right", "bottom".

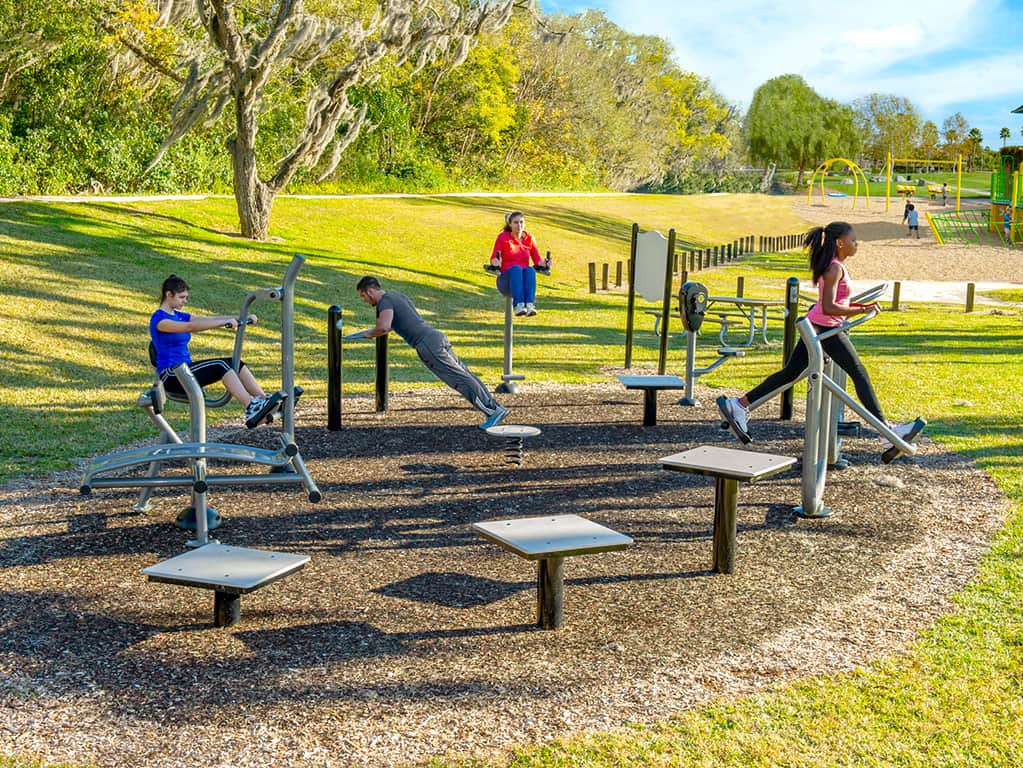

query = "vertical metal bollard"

[
  {"left": 327, "top": 305, "right": 342, "bottom": 430},
  {"left": 375, "top": 334, "right": 388, "bottom": 412},
  {"left": 780, "top": 277, "right": 800, "bottom": 420},
  {"left": 891, "top": 281, "right": 901, "bottom": 311},
  {"left": 615, "top": 261, "right": 623, "bottom": 287},
  {"left": 588, "top": 262, "right": 597, "bottom": 293},
  {"left": 602, "top": 262, "right": 609, "bottom": 290},
  {"left": 966, "top": 282, "right": 975, "bottom": 313},
  {"left": 736, "top": 276, "right": 744, "bottom": 297}
]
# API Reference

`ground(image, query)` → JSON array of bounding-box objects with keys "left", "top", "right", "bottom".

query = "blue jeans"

[{"left": 496, "top": 265, "right": 536, "bottom": 305}]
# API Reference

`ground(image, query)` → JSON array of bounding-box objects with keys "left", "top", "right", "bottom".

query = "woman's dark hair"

[
  {"left": 160, "top": 274, "right": 189, "bottom": 301},
  {"left": 503, "top": 211, "right": 524, "bottom": 233},
  {"left": 804, "top": 222, "right": 853, "bottom": 285}
]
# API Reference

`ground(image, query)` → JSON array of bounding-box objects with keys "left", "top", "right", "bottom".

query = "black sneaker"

[{"left": 245, "top": 392, "right": 283, "bottom": 429}]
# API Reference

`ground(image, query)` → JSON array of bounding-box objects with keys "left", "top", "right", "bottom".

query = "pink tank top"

[{"left": 806, "top": 259, "right": 850, "bottom": 328}]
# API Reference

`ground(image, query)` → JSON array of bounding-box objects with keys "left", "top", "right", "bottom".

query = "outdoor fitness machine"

[
  {"left": 737, "top": 283, "right": 923, "bottom": 519},
  {"left": 484, "top": 253, "right": 551, "bottom": 394},
  {"left": 80, "top": 254, "right": 322, "bottom": 548},
  {"left": 677, "top": 281, "right": 744, "bottom": 406}
]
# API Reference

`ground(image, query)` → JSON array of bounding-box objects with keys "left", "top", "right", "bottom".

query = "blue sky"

[{"left": 538, "top": 0, "right": 1023, "bottom": 149}]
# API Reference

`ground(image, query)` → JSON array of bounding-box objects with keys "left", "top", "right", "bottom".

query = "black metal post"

[
  {"left": 624, "top": 223, "right": 639, "bottom": 368},
  {"left": 327, "top": 305, "right": 342, "bottom": 430},
  {"left": 780, "top": 276, "right": 800, "bottom": 420},
  {"left": 375, "top": 334, "right": 389, "bottom": 412}
]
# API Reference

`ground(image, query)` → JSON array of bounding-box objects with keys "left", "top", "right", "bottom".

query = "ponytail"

[
  {"left": 503, "top": 211, "right": 524, "bottom": 234},
  {"left": 805, "top": 221, "right": 852, "bottom": 284},
  {"left": 160, "top": 274, "right": 189, "bottom": 302}
]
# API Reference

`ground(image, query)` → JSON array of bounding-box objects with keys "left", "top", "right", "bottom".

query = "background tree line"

[
  {"left": 0, "top": 1, "right": 1003, "bottom": 213},
  {"left": 0, "top": 0, "right": 739, "bottom": 206}
]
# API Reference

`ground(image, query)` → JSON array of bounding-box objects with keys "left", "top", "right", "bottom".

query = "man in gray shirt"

[{"left": 348, "top": 276, "right": 509, "bottom": 429}]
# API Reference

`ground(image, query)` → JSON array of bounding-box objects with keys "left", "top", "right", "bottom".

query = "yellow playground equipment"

[
  {"left": 886, "top": 153, "right": 962, "bottom": 213},
  {"left": 806, "top": 157, "right": 871, "bottom": 208}
]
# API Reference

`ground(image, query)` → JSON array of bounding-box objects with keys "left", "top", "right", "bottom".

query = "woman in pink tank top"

[{"left": 716, "top": 222, "right": 924, "bottom": 453}]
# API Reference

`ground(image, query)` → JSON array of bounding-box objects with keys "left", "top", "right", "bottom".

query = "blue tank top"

[{"left": 149, "top": 309, "right": 192, "bottom": 371}]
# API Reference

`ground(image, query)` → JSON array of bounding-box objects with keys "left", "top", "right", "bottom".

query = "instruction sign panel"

[{"left": 634, "top": 229, "right": 669, "bottom": 303}]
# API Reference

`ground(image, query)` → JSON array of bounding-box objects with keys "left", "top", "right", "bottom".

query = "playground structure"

[
  {"left": 885, "top": 153, "right": 962, "bottom": 214},
  {"left": 806, "top": 157, "right": 871, "bottom": 209},
  {"left": 990, "top": 146, "right": 1021, "bottom": 245},
  {"left": 924, "top": 147, "right": 1020, "bottom": 245}
]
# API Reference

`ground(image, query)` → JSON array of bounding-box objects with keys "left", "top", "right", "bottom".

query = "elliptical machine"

[{"left": 737, "top": 283, "right": 924, "bottom": 519}]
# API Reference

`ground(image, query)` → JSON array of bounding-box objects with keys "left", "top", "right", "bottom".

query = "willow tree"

[{"left": 109, "top": 0, "right": 519, "bottom": 239}]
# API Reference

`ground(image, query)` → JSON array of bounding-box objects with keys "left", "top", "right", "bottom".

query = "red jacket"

[{"left": 491, "top": 231, "right": 541, "bottom": 272}]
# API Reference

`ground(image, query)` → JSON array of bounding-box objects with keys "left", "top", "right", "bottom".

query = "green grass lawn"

[{"left": 1, "top": 193, "right": 1022, "bottom": 767}]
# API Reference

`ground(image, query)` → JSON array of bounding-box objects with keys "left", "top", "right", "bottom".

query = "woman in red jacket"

[{"left": 489, "top": 211, "right": 543, "bottom": 316}]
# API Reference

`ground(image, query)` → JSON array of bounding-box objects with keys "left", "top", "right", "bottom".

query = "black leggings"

[
  {"left": 745, "top": 325, "right": 885, "bottom": 422},
  {"left": 160, "top": 358, "right": 245, "bottom": 396}
]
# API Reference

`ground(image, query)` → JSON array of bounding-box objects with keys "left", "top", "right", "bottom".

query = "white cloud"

[
  {"left": 539, "top": 0, "right": 1023, "bottom": 143},
  {"left": 599, "top": 0, "right": 989, "bottom": 108}
]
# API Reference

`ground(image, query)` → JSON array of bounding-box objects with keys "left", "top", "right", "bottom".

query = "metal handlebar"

[
  {"left": 850, "top": 282, "right": 888, "bottom": 305},
  {"left": 814, "top": 307, "right": 879, "bottom": 343}
]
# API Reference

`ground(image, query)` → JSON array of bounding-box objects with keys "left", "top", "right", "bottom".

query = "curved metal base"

[
  {"left": 496, "top": 381, "right": 520, "bottom": 394},
  {"left": 175, "top": 506, "right": 223, "bottom": 532},
  {"left": 678, "top": 396, "right": 701, "bottom": 407},
  {"left": 828, "top": 457, "right": 851, "bottom": 470},
  {"left": 793, "top": 504, "right": 834, "bottom": 519}
]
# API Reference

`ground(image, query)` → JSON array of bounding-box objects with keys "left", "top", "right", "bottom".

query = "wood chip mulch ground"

[{"left": 0, "top": 382, "right": 1007, "bottom": 767}]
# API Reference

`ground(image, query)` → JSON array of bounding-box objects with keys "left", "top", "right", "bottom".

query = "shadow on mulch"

[{"left": 0, "top": 383, "right": 1007, "bottom": 767}]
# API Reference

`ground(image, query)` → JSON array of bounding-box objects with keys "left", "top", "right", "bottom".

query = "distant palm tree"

[{"left": 1001, "top": 127, "right": 1011, "bottom": 146}]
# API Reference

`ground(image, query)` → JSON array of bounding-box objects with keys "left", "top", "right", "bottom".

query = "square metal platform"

[{"left": 143, "top": 543, "right": 310, "bottom": 594}]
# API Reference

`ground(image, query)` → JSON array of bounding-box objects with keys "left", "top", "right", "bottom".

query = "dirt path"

[{"left": 789, "top": 196, "right": 1022, "bottom": 285}]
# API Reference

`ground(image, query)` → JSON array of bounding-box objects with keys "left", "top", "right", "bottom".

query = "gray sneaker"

[
  {"left": 525, "top": 303, "right": 537, "bottom": 316},
  {"left": 716, "top": 395, "right": 751, "bottom": 444},
  {"left": 479, "top": 404, "right": 510, "bottom": 430}
]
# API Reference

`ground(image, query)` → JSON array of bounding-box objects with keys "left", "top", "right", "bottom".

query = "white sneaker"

[
  {"left": 244, "top": 393, "right": 281, "bottom": 429},
  {"left": 513, "top": 303, "right": 527, "bottom": 316},
  {"left": 881, "top": 417, "right": 927, "bottom": 463},
  {"left": 881, "top": 418, "right": 925, "bottom": 449},
  {"left": 716, "top": 395, "right": 751, "bottom": 444},
  {"left": 525, "top": 303, "right": 537, "bottom": 316}
]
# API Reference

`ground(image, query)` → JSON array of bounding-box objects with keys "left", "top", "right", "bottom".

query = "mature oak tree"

[{"left": 109, "top": 0, "right": 520, "bottom": 239}]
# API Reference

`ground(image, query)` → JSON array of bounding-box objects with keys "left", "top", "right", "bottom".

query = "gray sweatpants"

[{"left": 415, "top": 331, "right": 500, "bottom": 415}]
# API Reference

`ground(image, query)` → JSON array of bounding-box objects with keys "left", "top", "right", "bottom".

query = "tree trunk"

[{"left": 230, "top": 103, "right": 276, "bottom": 241}]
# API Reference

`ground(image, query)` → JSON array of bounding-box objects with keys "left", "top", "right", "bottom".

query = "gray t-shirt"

[{"left": 376, "top": 291, "right": 438, "bottom": 348}]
